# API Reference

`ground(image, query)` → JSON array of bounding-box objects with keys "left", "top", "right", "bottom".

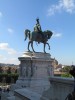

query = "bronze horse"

[{"left": 24, "top": 29, "right": 53, "bottom": 53}]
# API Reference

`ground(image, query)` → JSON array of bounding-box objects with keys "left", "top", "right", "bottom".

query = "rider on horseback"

[{"left": 34, "top": 18, "right": 44, "bottom": 39}]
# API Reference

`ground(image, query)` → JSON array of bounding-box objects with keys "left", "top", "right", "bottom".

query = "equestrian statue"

[{"left": 24, "top": 18, "right": 53, "bottom": 53}]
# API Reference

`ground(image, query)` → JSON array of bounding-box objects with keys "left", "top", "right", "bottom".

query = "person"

[
  {"left": 34, "top": 18, "right": 42, "bottom": 33},
  {"left": 34, "top": 18, "right": 44, "bottom": 39}
]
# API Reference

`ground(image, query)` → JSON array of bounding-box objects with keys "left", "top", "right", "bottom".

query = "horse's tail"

[{"left": 24, "top": 30, "right": 27, "bottom": 41}]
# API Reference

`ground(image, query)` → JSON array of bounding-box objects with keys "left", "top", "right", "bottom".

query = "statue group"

[{"left": 24, "top": 18, "right": 53, "bottom": 53}]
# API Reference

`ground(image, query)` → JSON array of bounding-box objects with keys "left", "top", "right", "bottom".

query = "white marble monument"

[
  {"left": 1, "top": 51, "right": 54, "bottom": 100},
  {"left": 16, "top": 51, "right": 54, "bottom": 94}
]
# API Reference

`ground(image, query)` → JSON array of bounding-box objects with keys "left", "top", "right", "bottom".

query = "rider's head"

[{"left": 36, "top": 18, "right": 39, "bottom": 24}]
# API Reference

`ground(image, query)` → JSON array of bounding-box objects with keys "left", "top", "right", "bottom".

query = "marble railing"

[
  {"left": 1, "top": 77, "right": 74, "bottom": 100},
  {"left": 14, "top": 88, "right": 48, "bottom": 100},
  {"left": 49, "top": 77, "right": 74, "bottom": 100},
  {"left": 10, "top": 77, "right": 74, "bottom": 100}
]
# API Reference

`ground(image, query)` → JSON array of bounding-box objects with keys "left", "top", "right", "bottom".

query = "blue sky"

[{"left": 0, "top": 0, "right": 75, "bottom": 65}]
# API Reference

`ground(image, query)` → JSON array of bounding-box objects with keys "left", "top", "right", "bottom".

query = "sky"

[{"left": 0, "top": 0, "right": 75, "bottom": 65}]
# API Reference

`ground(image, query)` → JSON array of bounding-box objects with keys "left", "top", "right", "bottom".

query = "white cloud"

[
  {"left": 5, "top": 58, "right": 20, "bottom": 65},
  {"left": 0, "top": 43, "right": 17, "bottom": 55},
  {"left": 8, "top": 28, "right": 14, "bottom": 34},
  {"left": 7, "top": 48, "right": 17, "bottom": 55},
  {"left": 0, "top": 55, "right": 4, "bottom": 59},
  {"left": 0, "top": 12, "right": 2, "bottom": 17},
  {"left": 53, "top": 33, "right": 62, "bottom": 37},
  {"left": 47, "top": 0, "right": 75, "bottom": 16},
  {"left": 0, "top": 43, "right": 8, "bottom": 49},
  {"left": 0, "top": 56, "right": 20, "bottom": 65},
  {"left": 63, "top": 0, "right": 75, "bottom": 13},
  {"left": 52, "top": 31, "right": 62, "bottom": 37},
  {"left": 0, "top": 43, "right": 21, "bottom": 64}
]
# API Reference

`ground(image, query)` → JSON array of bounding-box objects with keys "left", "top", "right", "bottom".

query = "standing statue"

[{"left": 24, "top": 18, "right": 53, "bottom": 53}]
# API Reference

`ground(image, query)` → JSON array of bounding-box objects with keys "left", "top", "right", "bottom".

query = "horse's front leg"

[
  {"left": 46, "top": 43, "right": 50, "bottom": 50},
  {"left": 31, "top": 41, "right": 35, "bottom": 52},
  {"left": 28, "top": 41, "right": 31, "bottom": 51},
  {"left": 44, "top": 43, "right": 46, "bottom": 53}
]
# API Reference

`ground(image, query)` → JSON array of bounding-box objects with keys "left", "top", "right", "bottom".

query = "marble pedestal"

[
  {"left": 1, "top": 52, "right": 54, "bottom": 100},
  {"left": 16, "top": 51, "right": 53, "bottom": 94}
]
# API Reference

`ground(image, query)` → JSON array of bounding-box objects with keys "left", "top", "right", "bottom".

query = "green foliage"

[
  {"left": 11, "top": 73, "right": 19, "bottom": 83},
  {"left": 61, "top": 72, "right": 72, "bottom": 78},
  {"left": 61, "top": 66, "right": 73, "bottom": 78},
  {"left": 0, "top": 67, "right": 3, "bottom": 73},
  {"left": 7, "top": 67, "right": 11, "bottom": 74},
  {"left": 62, "top": 66, "right": 72, "bottom": 72},
  {"left": 0, "top": 66, "right": 19, "bottom": 84},
  {"left": 15, "top": 69, "right": 17, "bottom": 73},
  {"left": 0, "top": 73, "right": 19, "bottom": 83}
]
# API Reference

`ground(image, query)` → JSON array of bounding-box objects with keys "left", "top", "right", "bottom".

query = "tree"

[
  {"left": 62, "top": 66, "right": 72, "bottom": 72},
  {"left": 15, "top": 69, "right": 17, "bottom": 73},
  {"left": 6, "top": 67, "right": 11, "bottom": 84},
  {"left": 13, "top": 74, "right": 19, "bottom": 83},
  {"left": 6, "top": 74, "right": 11, "bottom": 84},
  {"left": 0, "top": 67, "right": 3, "bottom": 82},
  {"left": 61, "top": 66, "right": 72, "bottom": 78},
  {"left": 7, "top": 67, "right": 11, "bottom": 74},
  {"left": 0, "top": 67, "right": 3, "bottom": 73}
]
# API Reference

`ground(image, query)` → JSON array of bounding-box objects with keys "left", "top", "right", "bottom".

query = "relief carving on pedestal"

[{"left": 20, "top": 60, "right": 34, "bottom": 78}]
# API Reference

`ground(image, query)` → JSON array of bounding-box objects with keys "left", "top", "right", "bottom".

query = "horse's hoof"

[
  {"left": 44, "top": 51, "right": 46, "bottom": 53},
  {"left": 28, "top": 50, "right": 30, "bottom": 52}
]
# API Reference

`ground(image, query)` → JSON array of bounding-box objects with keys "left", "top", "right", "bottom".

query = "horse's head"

[
  {"left": 24, "top": 29, "right": 31, "bottom": 40},
  {"left": 25, "top": 29, "right": 30, "bottom": 34},
  {"left": 45, "top": 30, "right": 53, "bottom": 39}
]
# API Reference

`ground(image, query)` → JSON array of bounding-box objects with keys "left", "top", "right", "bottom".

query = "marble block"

[{"left": 16, "top": 51, "right": 53, "bottom": 94}]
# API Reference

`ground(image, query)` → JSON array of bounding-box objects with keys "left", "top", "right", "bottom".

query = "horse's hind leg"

[
  {"left": 46, "top": 43, "right": 50, "bottom": 50},
  {"left": 44, "top": 43, "right": 46, "bottom": 53},
  {"left": 31, "top": 41, "right": 35, "bottom": 52}
]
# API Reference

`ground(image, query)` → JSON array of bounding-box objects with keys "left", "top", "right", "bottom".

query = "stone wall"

[
  {"left": 45, "top": 77, "right": 74, "bottom": 100},
  {"left": 9, "top": 77, "right": 74, "bottom": 100}
]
